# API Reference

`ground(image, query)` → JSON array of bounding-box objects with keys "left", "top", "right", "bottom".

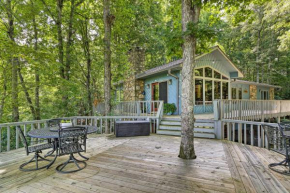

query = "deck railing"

[
  {"left": 214, "top": 99, "right": 290, "bottom": 121},
  {"left": 220, "top": 119, "right": 278, "bottom": 148},
  {"left": 95, "top": 101, "right": 163, "bottom": 116},
  {"left": 0, "top": 101, "right": 164, "bottom": 153}
]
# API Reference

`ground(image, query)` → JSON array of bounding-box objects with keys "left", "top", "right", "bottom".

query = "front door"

[
  {"left": 159, "top": 82, "right": 168, "bottom": 103},
  {"left": 151, "top": 82, "right": 168, "bottom": 111}
]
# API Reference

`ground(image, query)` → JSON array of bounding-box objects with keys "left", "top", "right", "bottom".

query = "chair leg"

[
  {"left": 56, "top": 154, "right": 86, "bottom": 173},
  {"left": 77, "top": 152, "right": 89, "bottom": 161},
  {"left": 269, "top": 158, "right": 290, "bottom": 175},
  {"left": 19, "top": 152, "right": 52, "bottom": 172}
]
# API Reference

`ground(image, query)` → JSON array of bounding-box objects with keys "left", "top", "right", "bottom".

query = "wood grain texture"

[{"left": 0, "top": 134, "right": 290, "bottom": 192}]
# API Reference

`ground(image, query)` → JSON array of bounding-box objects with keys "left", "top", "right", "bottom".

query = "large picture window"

[
  {"left": 232, "top": 88, "right": 237, "bottom": 99},
  {"left": 214, "top": 81, "right": 221, "bottom": 99},
  {"left": 205, "top": 67, "right": 212, "bottom": 78},
  {"left": 222, "top": 82, "right": 228, "bottom": 99},
  {"left": 205, "top": 80, "right": 212, "bottom": 101},
  {"left": 195, "top": 68, "right": 203, "bottom": 76},
  {"left": 195, "top": 79, "right": 203, "bottom": 105},
  {"left": 194, "top": 67, "right": 230, "bottom": 104}
]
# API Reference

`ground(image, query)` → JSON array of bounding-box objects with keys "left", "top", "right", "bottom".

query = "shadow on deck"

[{"left": 0, "top": 134, "right": 289, "bottom": 193}]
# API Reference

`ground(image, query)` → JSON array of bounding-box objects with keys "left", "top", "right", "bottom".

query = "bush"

[{"left": 163, "top": 103, "right": 176, "bottom": 115}]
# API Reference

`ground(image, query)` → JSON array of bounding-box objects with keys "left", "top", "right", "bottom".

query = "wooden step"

[
  {"left": 156, "top": 130, "right": 215, "bottom": 138},
  {"left": 162, "top": 117, "right": 181, "bottom": 122},
  {"left": 160, "top": 121, "right": 181, "bottom": 126},
  {"left": 159, "top": 125, "right": 214, "bottom": 133},
  {"left": 159, "top": 125, "right": 181, "bottom": 130}
]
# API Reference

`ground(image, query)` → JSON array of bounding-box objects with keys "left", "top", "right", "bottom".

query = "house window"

[
  {"left": 222, "top": 82, "right": 228, "bottom": 99},
  {"left": 214, "top": 81, "right": 221, "bottom": 99},
  {"left": 238, "top": 88, "right": 242, "bottom": 99},
  {"left": 214, "top": 71, "right": 221, "bottom": 79},
  {"left": 195, "top": 79, "right": 203, "bottom": 105},
  {"left": 205, "top": 67, "right": 212, "bottom": 78},
  {"left": 205, "top": 80, "right": 212, "bottom": 102},
  {"left": 195, "top": 68, "right": 203, "bottom": 76},
  {"left": 222, "top": 75, "right": 229, "bottom": 80},
  {"left": 232, "top": 88, "right": 237, "bottom": 99},
  {"left": 261, "top": 90, "right": 269, "bottom": 100}
]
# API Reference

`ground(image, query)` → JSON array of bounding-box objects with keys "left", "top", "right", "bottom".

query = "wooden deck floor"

[{"left": 0, "top": 134, "right": 290, "bottom": 193}]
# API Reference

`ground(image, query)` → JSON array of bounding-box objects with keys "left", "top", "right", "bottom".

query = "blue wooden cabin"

[{"left": 115, "top": 46, "right": 279, "bottom": 115}]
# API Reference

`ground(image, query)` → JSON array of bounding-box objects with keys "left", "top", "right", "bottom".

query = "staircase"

[{"left": 157, "top": 116, "right": 215, "bottom": 138}]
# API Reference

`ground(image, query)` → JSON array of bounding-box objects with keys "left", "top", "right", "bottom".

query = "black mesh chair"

[
  {"left": 263, "top": 123, "right": 290, "bottom": 175},
  {"left": 17, "top": 127, "right": 54, "bottom": 171},
  {"left": 56, "top": 127, "right": 87, "bottom": 173}
]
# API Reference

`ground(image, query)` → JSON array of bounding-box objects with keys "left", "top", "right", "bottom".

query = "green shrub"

[{"left": 163, "top": 103, "right": 176, "bottom": 115}]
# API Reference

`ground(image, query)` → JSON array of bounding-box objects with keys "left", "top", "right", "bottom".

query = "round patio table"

[{"left": 27, "top": 126, "right": 98, "bottom": 169}]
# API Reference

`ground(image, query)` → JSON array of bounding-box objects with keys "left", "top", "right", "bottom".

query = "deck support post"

[{"left": 214, "top": 120, "right": 222, "bottom": 139}]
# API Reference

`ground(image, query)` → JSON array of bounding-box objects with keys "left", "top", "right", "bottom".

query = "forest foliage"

[{"left": 0, "top": 0, "right": 289, "bottom": 123}]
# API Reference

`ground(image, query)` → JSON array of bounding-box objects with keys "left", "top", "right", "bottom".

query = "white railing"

[
  {"left": 221, "top": 119, "right": 278, "bottom": 148},
  {"left": 0, "top": 101, "right": 164, "bottom": 153},
  {"left": 95, "top": 101, "right": 163, "bottom": 117},
  {"left": 214, "top": 100, "right": 290, "bottom": 121}
]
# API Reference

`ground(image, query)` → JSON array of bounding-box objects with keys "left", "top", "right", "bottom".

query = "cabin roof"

[
  {"left": 231, "top": 79, "right": 281, "bottom": 88},
  {"left": 136, "top": 46, "right": 243, "bottom": 79}
]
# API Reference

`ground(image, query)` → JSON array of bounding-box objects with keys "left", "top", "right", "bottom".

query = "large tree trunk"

[
  {"left": 103, "top": 0, "right": 113, "bottom": 133},
  {"left": 7, "top": 0, "right": 19, "bottom": 122},
  {"left": 179, "top": 0, "right": 200, "bottom": 159}
]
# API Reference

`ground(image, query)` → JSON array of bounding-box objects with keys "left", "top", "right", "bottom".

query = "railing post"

[
  {"left": 7, "top": 126, "right": 10, "bottom": 151},
  {"left": 238, "top": 123, "right": 242, "bottom": 143},
  {"left": 213, "top": 100, "right": 219, "bottom": 120},
  {"left": 0, "top": 127, "right": 2, "bottom": 152},
  {"left": 16, "top": 126, "right": 19, "bottom": 149}
]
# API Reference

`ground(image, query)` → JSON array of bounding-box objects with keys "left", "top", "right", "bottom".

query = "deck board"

[{"left": 0, "top": 134, "right": 290, "bottom": 193}]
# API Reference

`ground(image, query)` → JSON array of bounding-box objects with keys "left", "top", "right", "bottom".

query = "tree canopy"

[{"left": 0, "top": 0, "right": 289, "bottom": 123}]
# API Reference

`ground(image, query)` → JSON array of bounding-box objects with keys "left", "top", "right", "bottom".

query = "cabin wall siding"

[{"left": 144, "top": 72, "right": 181, "bottom": 115}]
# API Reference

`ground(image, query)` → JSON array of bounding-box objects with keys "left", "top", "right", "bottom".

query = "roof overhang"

[{"left": 231, "top": 79, "right": 281, "bottom": 89}]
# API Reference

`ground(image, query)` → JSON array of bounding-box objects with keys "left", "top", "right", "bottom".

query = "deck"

[{"left": 0, "top": 134, "right": 290, "bottom": 193}]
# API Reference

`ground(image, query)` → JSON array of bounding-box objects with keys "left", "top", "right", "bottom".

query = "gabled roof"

[
  {"left": 136, "top": 59, "right": 183, "bottom": 79},
  {"left": 136, "top": 46, "right": 244, "bottom": 79}
]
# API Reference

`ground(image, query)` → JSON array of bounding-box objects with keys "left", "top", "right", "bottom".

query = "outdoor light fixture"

[
  {"left": 168, "top": 79, "right": 172, "bottom": 85},
  {"left": 146, "top": 84, "right": 150, "bottom": 89}
]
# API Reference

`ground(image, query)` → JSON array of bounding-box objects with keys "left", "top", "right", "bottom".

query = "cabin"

[{"left": 114, "top": 46, "right": 280, "bottom": 115}]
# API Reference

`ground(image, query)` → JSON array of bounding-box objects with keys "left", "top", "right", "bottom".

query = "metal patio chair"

[
  {"left": 264, "top": 122, "right": 290, "bottom": 175},
  {"left": 17, "top": 127, "right": 54, "bottom": 171},
  {"left": 56, "top": 127, "right": 87, "bottom": 173}
]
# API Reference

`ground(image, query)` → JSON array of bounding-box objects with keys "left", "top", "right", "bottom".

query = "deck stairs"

[{"left": 157, "top": 116, "right": 215, "bottom": 138}]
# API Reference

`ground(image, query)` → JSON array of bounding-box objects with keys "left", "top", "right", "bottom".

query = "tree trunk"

[
  {"left": 32, "top": 0, "right": 40, "bottom": 120},
  {"left": 0, "top": 67, "right": 7, "bottom": 121},
  {"left": 103, "top": 0, "right": 113, "bottom": 133},
  {"left": 80, "top": 19, "right": 93, "bottom": 115},
  {"left": 65, "top": 0, "right": 75, "bottom": 81},
  {"left": 7, "top": 0, "right": 19, "bottom": 122},
  {"left": 179, "top": 0, "right": 200, "bottom": 159},
  {"left": 57, "top": 0, "right": 65, "bottom": 79},
  {"left": 18, "top": 67, "right": 36, "bottom": 119}
]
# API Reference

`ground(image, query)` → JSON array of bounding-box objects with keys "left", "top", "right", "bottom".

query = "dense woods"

[{"left": 0, "top": 0, "right": 289, "bottom": 123}]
